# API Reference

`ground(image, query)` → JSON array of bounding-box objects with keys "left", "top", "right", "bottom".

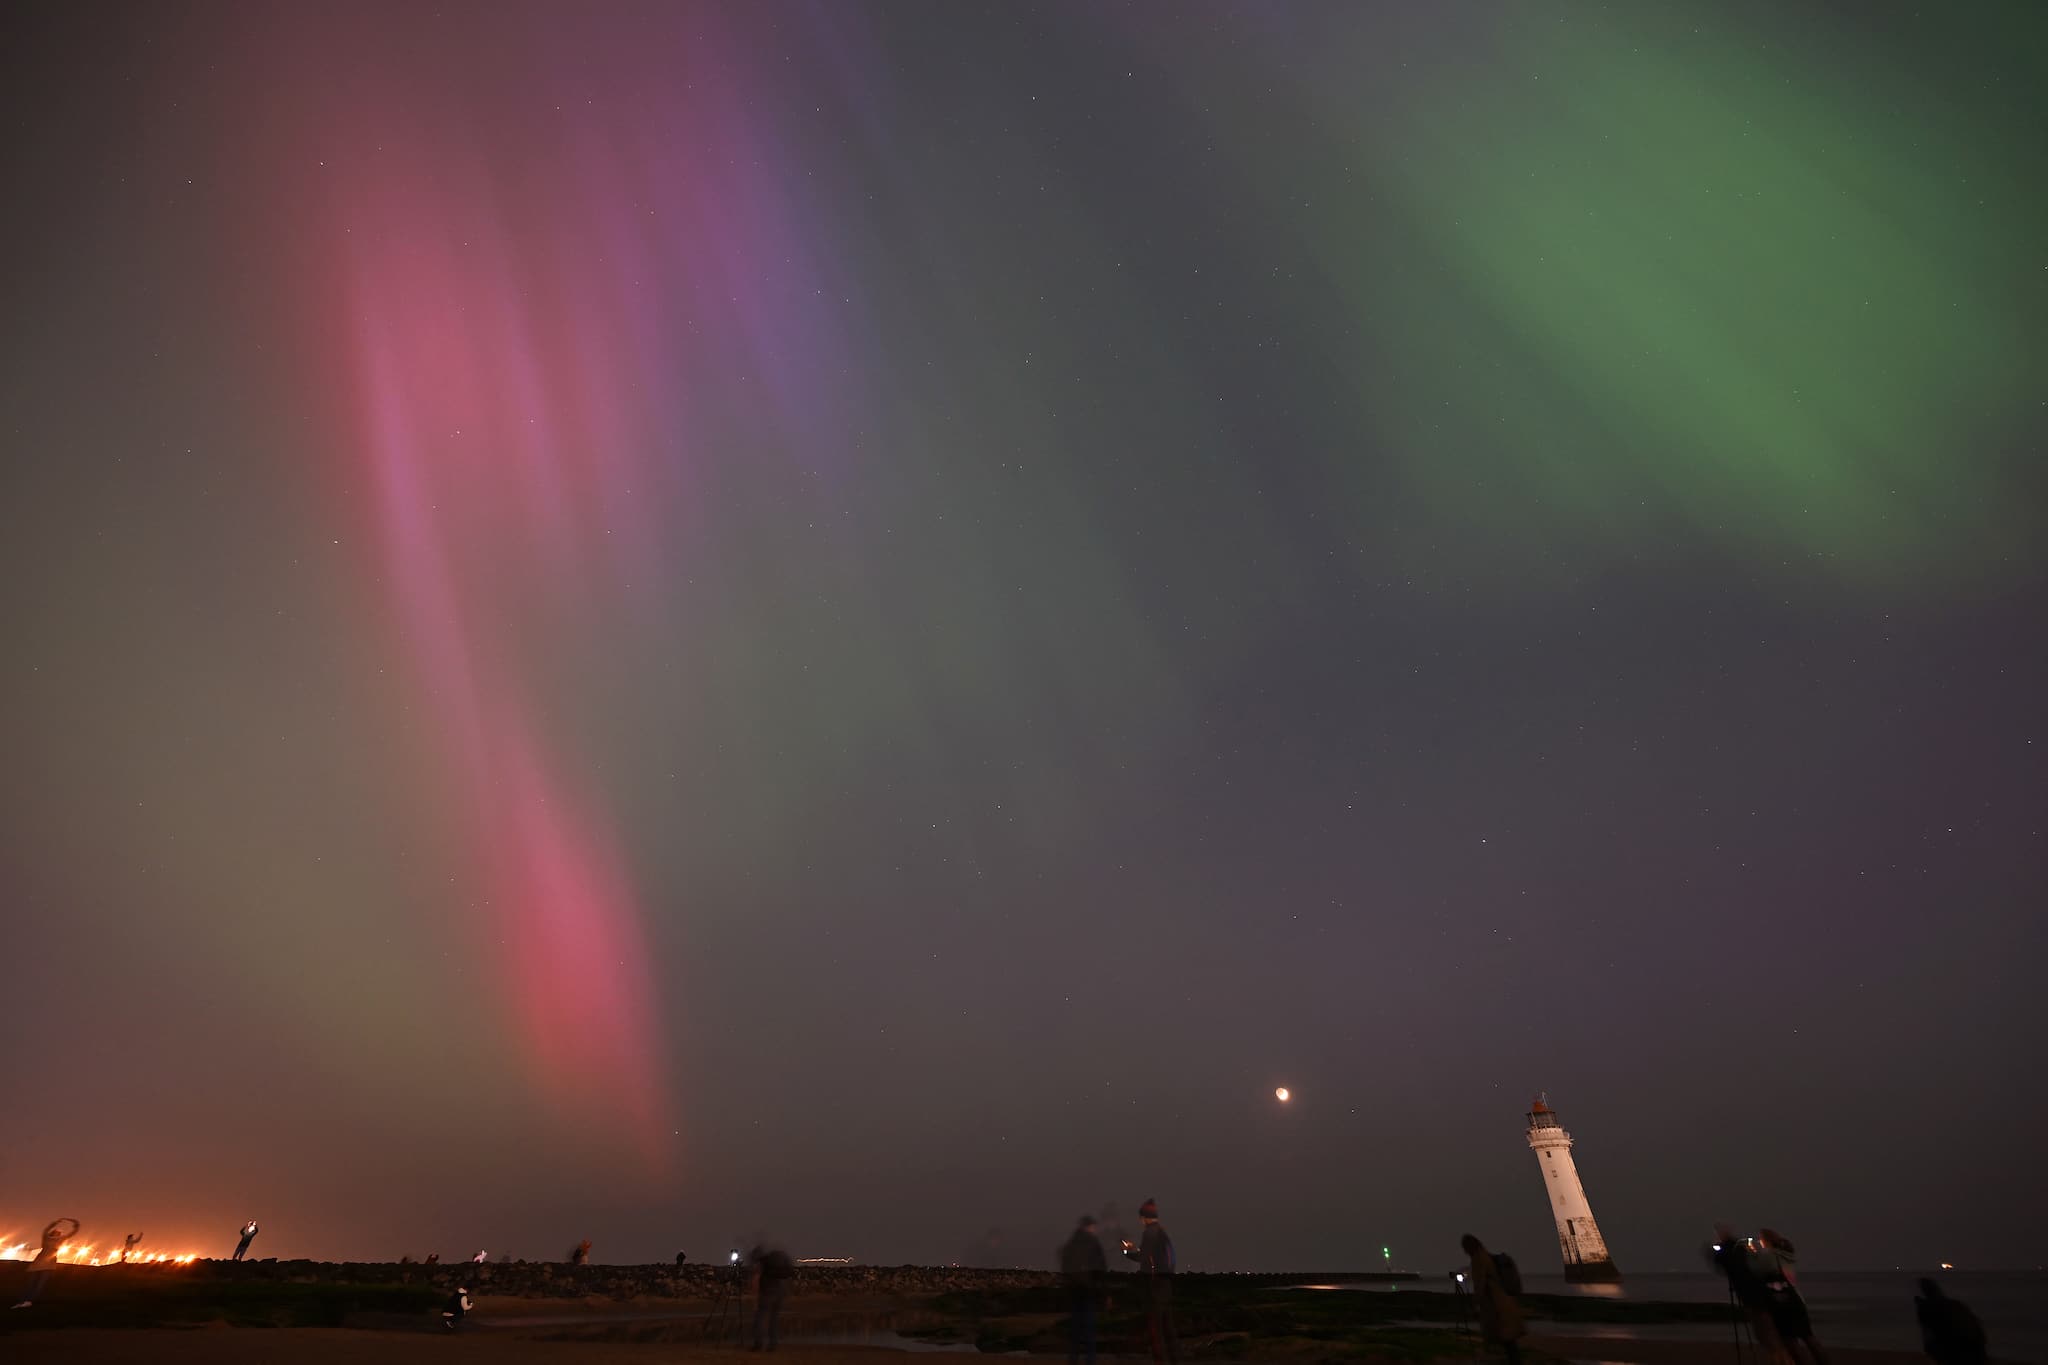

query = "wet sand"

[
  {"left": 0, "top": 1330, "right": 982, "bottom": 1364},
  {"left": 1528, "top": 1336, "right": 1933, "bottom": 1365},
  {"left": 4, "top": 1328, "right": 1946, "bottom": 1365}
]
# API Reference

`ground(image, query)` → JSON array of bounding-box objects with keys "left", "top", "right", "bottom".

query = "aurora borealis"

[{"left": 2, "top": 1, "right": 2042, "bottom": 1269}]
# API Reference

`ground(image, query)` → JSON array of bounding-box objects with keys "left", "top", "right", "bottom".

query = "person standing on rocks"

[
  {"left": 122, "top": 1232, "right": 144, "bottom": 1263},
  {"left": 570, "top": 1238, "right": 591, "bottom": 1265},
  {"left": 1119, "top": 1198, "right": 1178, "bottom": 1365},
  {"left": 10, "top": 1218, "right": 79, "bottom": 1309},
  {"left": 1059, "top": 1215, "right": 1108, "bottom": 1365},
  {"left": 749, "top": 1243, "right": 795, "bottom": 1351},
  {"left": 232, "top": 1220, "right": 260, "bottom": 1261},
  {"left": 1460, "top": 1234, "right": 1526, "bottom": 1365}
]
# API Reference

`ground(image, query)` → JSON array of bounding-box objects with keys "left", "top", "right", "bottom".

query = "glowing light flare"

[
  {"left": 0, "top": 1240, "right": 196, "bottom": 1266},
  {"left": 1274, "top": 1087, "right": 1291, "bottom": 1102}
]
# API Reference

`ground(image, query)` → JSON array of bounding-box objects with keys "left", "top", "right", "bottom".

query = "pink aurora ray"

[{"left": 266, "top": 5, "right": 853, "bottom": 1170}]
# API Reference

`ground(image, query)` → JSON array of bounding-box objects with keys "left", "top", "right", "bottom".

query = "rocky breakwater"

[{"left": 179, "top": 1259, "right": 1061, "bottom": 1302}]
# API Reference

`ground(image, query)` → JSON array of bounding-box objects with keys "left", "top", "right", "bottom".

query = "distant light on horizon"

[{"left": 1275, "top": 1087, "right": 1291, "bottom": 1103}]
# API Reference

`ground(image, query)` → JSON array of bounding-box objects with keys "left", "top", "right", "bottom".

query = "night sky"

[{"left": 2, "top": 1, "right": 2042, "bottom": 1271}]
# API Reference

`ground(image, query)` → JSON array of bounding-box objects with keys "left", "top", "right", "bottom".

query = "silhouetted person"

[
  {"left": 676, "top": 1250, "right": 688, "bottom": 1266},
  {"left": 442, "top": 1285, "right": 473, "bottom": 1329},
  {"left": 1711, "top": 1226, "right": 1789, "bottom": 1365},
  {"left": 571, "top": 1238, "right": 591, "bottom": 1265},
  {"left": 122, "top": 1232, "right": 143, "bottom": 1263},
  {"left": 11, "top": 1218, "right": 78, "bottom": 1309},
  {"left": 1460, "top": 1235, "right": 1526, "bottom": 1365},
  {"left": 1916, "top": 1279, "right": 1987, "bottom": 1365},
  {"left": 1120, "top": 1198, "right": 1178, "bottom": 1365},
  {"left": 1060, "top": 1214, "right": 1108, "bottom": 1365},
  {"left": 1754, "top": 1229, "right": 1829, "bottom": 1365},
  {"left": 425, "top": 1252, "right": 440, "bottom": 1266},
  {"left": 750, "top": 1244, "right": 795, "bottom": 1351},
  {"left": 232, "top": 1220, "right": 259, "bottom": 1261}
]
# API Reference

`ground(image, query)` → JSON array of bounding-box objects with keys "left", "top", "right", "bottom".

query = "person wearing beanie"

[
  {"left": 1120, "top": 1198, "right": 1178, "bottom": 1365},
  {"left": 1059, "top": 1215, "right": 1108, "bottom": 1365}
]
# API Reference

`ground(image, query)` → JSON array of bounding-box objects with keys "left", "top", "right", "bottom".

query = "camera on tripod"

[{"left": 703, "top": 1247, "right": 748, "bottom": 1341}]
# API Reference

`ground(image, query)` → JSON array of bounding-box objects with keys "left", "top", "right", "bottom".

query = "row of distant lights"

[{"left": 0, "top": 1241, "right": 197, "bottom": 1266}]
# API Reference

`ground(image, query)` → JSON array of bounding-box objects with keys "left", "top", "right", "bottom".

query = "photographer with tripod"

[{"left": 1710, "top": 1225, "right": 1828, "bottom": 1365}]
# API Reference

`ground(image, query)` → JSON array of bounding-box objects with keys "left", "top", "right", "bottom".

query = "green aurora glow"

[{"left": 1269, "top": 6, "right": 2042, "bottom": 583}]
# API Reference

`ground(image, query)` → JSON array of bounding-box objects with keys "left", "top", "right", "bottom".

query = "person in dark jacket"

[
  {"left": 1711, "top": 1227, "right": 1789, "bottom": 1365},
  {"left": 232, "top": 1220, "right": 260, "bottom": 1261},
  {"left": 1059, "top": 1215, "right": 1109, "bottom": 1365},
  {"left": 1753, "top": 1229, "right": 1829, "bottom": 1365},
  {"left": 750, "top": 1244, "right": 795, "bottom": 1351},
  {"left": 1916, "top": 1279, "right": 1987, "bottom": 1365},
  {"left": 1460, "top": 1235, "right": 1526, "bottom": 1365},
  {"left": 442, "top": 1285, "right": 473, "bottom": 1328},
  {"left": 1120, "top": 1198, "right": 1178, "bottom": 1365}
]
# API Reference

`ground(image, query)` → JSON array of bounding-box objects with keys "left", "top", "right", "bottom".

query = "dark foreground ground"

[
  {"left": 0, "top": 1327, "right": 1946, "bottom": 1365},
  {"left": 0, "top": 1262, "right": 1958, "bottom": 1365}
]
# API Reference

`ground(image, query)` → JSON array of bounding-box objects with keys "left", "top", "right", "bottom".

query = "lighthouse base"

[{"left": 1564, "top": 1260, "right": 1624, "bottom": 1285}]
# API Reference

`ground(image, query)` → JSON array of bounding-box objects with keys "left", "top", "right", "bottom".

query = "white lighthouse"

[{"left": 1525, "top": 1095, "right": 1622, "bottom": 1283}]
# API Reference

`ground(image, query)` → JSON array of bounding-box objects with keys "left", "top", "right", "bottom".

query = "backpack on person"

[{"left": 1492, "top": 1252, "right": 1523, "bottom": 1296}]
